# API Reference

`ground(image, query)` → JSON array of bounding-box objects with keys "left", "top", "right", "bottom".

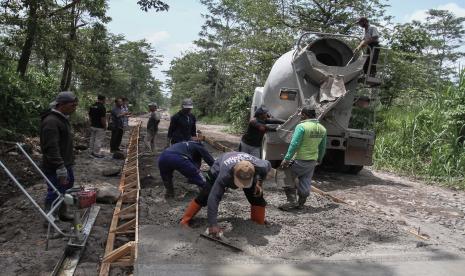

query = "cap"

[
  {"left": 233, "top": 161, "right": 255, "bottom": 189},
  {"left": 148, "top": 102, "right": 157, "bottom": 107},
  {"left": 254, "top": 106, "right": 269, "bottom": 117},
  {"left": 50, "top": 91, "right": 77, "bottom": 107},
  {"left": 301, "top": 106, "right": 316, "bottom": 118},
  {"left": 181, "top": 98, "right": 194, "bottom": 109}
]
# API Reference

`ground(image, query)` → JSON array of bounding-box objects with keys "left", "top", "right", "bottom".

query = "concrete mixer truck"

[{"left": 252, "top": 32, "right": 380, "bottom": 174}]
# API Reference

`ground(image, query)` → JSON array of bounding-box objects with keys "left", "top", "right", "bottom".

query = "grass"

[
  {"left": 198, "top": 115, "right": 228, "bottom": 125},
  {"left": 374, "top": 71, "right": 465, "bottom": 189}
]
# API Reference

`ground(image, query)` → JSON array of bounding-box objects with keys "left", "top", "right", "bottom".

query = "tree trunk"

[
  {"left": 17, "top": 0, "right": 39, "bottom": 77},
  {"left": 60, "top": 5, "right": 77, "bottom": 91}
]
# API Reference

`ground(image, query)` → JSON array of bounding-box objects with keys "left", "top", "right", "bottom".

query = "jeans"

[
  {"left": 44, "top": 166, "right": 74, "bottom": 204},
  {"left": 283, "top": 160, "right": 316, "bottom": 198}
]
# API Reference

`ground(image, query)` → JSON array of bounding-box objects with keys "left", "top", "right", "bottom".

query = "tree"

[
  {"left": 424, "top": 9, "right": 465, "bottom": 78},
  {"left": 136, "top": 0, "right": 169, "bottom": 12},
  {"left": 286, "top": 0, "right": 390, "bottom": 34}
]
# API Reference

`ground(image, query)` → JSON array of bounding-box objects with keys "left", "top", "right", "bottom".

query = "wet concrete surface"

[{"left": 135, "top": 120, "right": 465, "bottom": 275}]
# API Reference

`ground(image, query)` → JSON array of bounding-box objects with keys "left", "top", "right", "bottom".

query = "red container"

[{"left": 78, "top": 188, "right": 97, "bottom": 209}]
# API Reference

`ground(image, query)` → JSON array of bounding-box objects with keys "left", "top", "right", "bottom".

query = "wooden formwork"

[{"left": 99, "top": 123, "right": 141, "bottom": 276}]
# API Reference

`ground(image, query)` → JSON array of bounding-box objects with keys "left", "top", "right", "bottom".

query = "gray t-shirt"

[
  {"left": 207, "top": 152, "right": 271, "bottom": 226},
  {"left": 111, "top": 106, "right": 124, "bottom": 129},
  {"left": 364, "top": 25, "right": 379, "bottom": 43}
]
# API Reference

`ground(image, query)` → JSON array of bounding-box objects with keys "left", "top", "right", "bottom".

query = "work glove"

[
  {"left": 280, "top": 160, "right": 292, "bottom": 169},
  {"left": 56, "top": 166, "right": 69, "bottom": 187},
  {"left": 206, "top": 226, "right": 224, "bottom": 239}
]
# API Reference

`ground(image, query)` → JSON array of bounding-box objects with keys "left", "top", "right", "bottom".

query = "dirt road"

[
  {"left": 1, "top": 117, "right": 465, "bottom": 275},
  {"left": 136, "top": 120, "right": 465, "bottom": 275},
  {"left": 0, "top": 128, "right": 129, "bottom": 276}
]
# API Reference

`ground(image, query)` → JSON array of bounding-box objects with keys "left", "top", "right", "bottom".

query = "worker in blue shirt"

[{"left": 158, "top": 140, "right": 215, "bottom": 198}]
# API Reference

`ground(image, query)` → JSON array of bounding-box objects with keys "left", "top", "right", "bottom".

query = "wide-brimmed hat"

[{"left": 233, "top": 161, "right": 255, "bottom": 189}]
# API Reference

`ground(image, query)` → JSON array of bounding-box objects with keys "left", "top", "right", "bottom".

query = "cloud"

[
  {"left": 146, "top": 31, "right": 170, "bottom": 44},
  {"left": 407, "top": 2, "right": 465, "bottom": 22}
]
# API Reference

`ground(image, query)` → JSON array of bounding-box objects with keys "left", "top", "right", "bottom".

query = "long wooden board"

[{"left": 99, "top": 123, "right": 141, "bottom": 276}]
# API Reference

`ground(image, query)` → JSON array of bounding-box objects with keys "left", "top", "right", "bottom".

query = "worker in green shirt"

[{"left": 279, "top": 107, "right": 327, "bottom": 211}]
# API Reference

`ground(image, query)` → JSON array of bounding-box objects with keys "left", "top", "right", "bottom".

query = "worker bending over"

[
  {"left": 240, "top": 106, "right": 284, "bottom": 158},
  {"left": 279, "top": 107, "right": 327, "bottom": 211},
  {"left": 158, "top": 140, "right": 214, "bottom": 198},
  {"left": 180, "top": 152, "right": 271, "bottom": 237}
]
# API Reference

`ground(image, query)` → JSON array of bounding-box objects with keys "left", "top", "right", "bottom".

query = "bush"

[
  {"left": 374, "top": 70, "right": 465, "bottom": 188},
  {"left": 0, "top": 63, "right": 59, "bottom": 140}
]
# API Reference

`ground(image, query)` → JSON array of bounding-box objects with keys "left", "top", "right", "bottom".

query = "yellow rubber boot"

[
  {"left": 250, "top": 205, "right": 266, "bottom": 225},
  {"left": 180, "top": 200, "right": 202, "bottom": 227}
]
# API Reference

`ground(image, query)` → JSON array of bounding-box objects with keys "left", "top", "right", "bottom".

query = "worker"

[
  {"left": 158, "top": 140, "right": 215, "bottom": 198},
  {"left": 180, "top": 152, "right": 271, "bottom": 237},
  {"left": 167, "top": 98, "right": 198, "bottom": 146},
  {"left": 88, "top": 95, "right": 107, "bottom": 158},
  {"left": 145, "top": 102, "right": 161, "bottom": 154},
  {"left": 239, "top": 106, "right": 285, "bottom": 158},
  {"left": 109, "top": 97, "right": 129, "bottom": 153},
  {"left": 121, "top": 97, "right": 131, "bottom": 129},
  {"left": 40, "top": 91, "right": 78, "bottom": 220},
  {"left": 279, "top": 106, "right": 327, "bottom": 211},
  {"left": 354, "top": 17, "right": 380, "bottom": 77}
]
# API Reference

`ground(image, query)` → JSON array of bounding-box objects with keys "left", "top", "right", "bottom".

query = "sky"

[{"left": 106, "top": 0, "right": 465, "bottom": 91}]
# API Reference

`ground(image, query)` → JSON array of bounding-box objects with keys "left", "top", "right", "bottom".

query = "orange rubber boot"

[
  {"left": 250, "top": 205, "right": 265, "bottom": 225},
  {"left": 180, "top": 200, "right": 202, "bottom": 227}
]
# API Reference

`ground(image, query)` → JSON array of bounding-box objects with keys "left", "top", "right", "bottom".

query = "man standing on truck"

[
  {"left": 239, "top": 106, "right": 284, "bottom": 158},
  {"left": 354, "top": 17, "right": 380, "bottom": 77},
  {"left": 279, "top": 107, "right": 327, "bottom": 211},
  {"left": 40, "top": 91, "right": 78, "bottom": 220},
  {"left": 167, "top": 98, "right": 198, "bottom": 146}
]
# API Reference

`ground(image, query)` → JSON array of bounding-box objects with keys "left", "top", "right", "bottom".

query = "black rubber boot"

[
  {"left": 296, "top": 195, "right": 307, "bottom": 209},
  {"left": 163, "top": 180, "right": 174, "bottom": 198},
  {"left": 278, "top": 187, "right": 298, "bottom": 211}
]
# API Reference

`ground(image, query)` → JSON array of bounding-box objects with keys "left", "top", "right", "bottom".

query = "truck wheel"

[{"left": 346, "top": 165, "right": 363, "bottom": 174}]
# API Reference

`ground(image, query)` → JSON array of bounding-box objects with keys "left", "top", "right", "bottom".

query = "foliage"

[
  {"left": 0, "top": 0, "right": 167, "bottom": 138},
  {"left": 374, "top": 70, "right": 465, "bottom": 188},
  {"left": 0, "top": 61, "right": 59, "bottom": 140}
]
